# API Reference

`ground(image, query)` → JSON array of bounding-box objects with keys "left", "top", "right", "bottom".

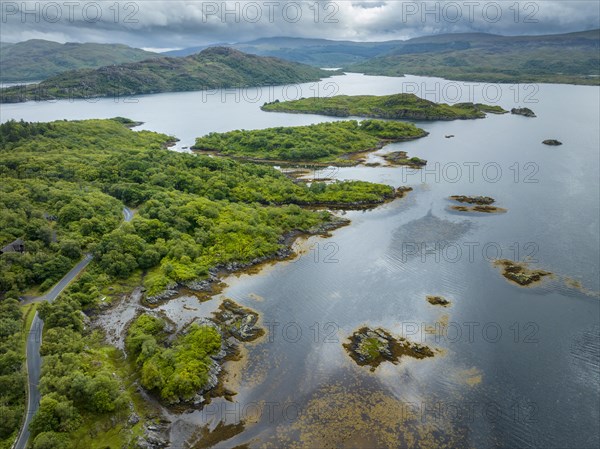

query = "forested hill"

[
  {"left": 261, "top": 93, "right": 507, "bottom": 120},
  {"left": 0, "top": 47, "right": 334, "bottom": 103},
  {"left": 163, "top": 30, "right": 599, "bottom": 85},
  {"left": 346, "top": 29, "right": 600, "bottom": 85},
  {"left": 164, "top": 36, "right": 403, "bottom": 66},
  {"left": 0, "top": 39, "right": 158, "bottom": 82}
]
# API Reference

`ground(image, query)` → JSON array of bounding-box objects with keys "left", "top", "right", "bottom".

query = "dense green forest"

[
  {"left": 0, "top": 300, "right": 27, "bottom": 448},
  {"left": 0, "top": 118, "right": 396, "bottom": 298},
  {"left": 193, "top": 119, "right": 427, "bottom": 164},
  {"left": 0, "top": 117, "right": 402, "bottom": 447},
  {"left": 0, "top": 47, "right": 332, "bottom": 103},
  {"left": 28, "top": 281, "right": 219, "bottom": 447},
  {"left": 261, "top": 94, "right": 505, "bottom": 120},
  {"left": 347, "top": 29, "right": 600, "bottom": 85},
  {"left": 29, "top": 275, "right": 151, "bottom": 449},
  {"left": 0, "top": 39, "right": 157, "bottom": 82},
  {"left": 126, "top": 314, "right": 221, "bottom": 403}
]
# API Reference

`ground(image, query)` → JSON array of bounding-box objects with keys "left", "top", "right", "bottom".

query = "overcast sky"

[{"left": 1, "top": 1, "right": 599, "bottom": 50}]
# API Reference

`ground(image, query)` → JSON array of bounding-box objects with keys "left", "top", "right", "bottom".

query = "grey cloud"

[{"left": 0, "top": 1, "right": 598, "bottom": 48}]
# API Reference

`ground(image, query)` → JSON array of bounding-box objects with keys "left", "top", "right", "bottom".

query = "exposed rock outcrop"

[
  {"left": 542, "top": 139, "right": 562, "bottom": 146},
  {"left": 511, "top": 107, "right": 536, "bottom": 117},
  {"left": 426, "top": 295, "right": 451, "bottom": 306},
  {"left": 343, "top": 326, "right": 434, "bottom": 371}
]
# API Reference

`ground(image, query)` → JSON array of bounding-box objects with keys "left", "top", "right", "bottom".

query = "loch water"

[{"left": 2, "top": 73, "right": 599, "bottom": 448}]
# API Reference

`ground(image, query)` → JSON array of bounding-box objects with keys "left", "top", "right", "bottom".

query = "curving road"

[{"left": 13, "top": 208, "right": 133, "bottom": 449}]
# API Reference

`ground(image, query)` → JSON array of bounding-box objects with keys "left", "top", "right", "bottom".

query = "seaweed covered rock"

[
  {"left": 511, "top": 107, "right": 536, "bottom": 117},
  {"left": 542, "top": 139, "right": 562, "bottom": 146},
  {"left": 213, "top": 299, "right": 265, "bottom": 342},
  {"left": 383, "top": 151, "right": 427, "bottom": 167},
  {"left": 493, "top": 259, "right": 552, "bottom": 286},
  {"left": 426, "top": 295, "right": 451, "bottom": 306},
  {"left": 343, "top": 327, "right": 434, "bottom": 371},
  {"left": 450, "top": 195, "right": 495, "bottom": 205},
  {"left": 449, "top": 196, "right": 506, "bottom": 213}
]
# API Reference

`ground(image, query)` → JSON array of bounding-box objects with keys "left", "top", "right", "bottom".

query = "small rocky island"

[
  {"left": 543, "top": 139, "right": 563, "bottom": 146},
  {"left": 493, "top": 259, "right": 553, "bottom": 286},
  {"left": 213, "top": 298, "right": 265, "bottom": 342},
  {"left": 511, "top": 107, "right": 536, "bottom": 117},
  {"left": 343, "top": 327, "right": 434, "bottom": 371},
  {"left": 450, "top": 195, "right": 495, "bottom": 205},
  {"left": 426, "top": 295, "right": 451, "bottom": 307},
  {"left": 383, "top": 151, "right": 427, "bottom": 167},
  {"left": 449, "top": 195, "right": 507, "bottom": 214},
  {"left": 396, "top": 186, "right": 413, "bottom": 198}
]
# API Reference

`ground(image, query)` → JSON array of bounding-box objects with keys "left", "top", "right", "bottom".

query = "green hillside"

[
  {"left": 0, "top": 47, "right": 333, "bottom": 103},
  {"left": 347, "top": 29, "right": 600, "bottom": 85},
  {"left": 0, "top": 39, "right": 158, "bottom": 82}
]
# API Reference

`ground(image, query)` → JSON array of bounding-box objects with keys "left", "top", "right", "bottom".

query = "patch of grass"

[
  {"left": 21, "top": 302, "right": 38, "bottom": 346},
  {"left": 361, "top": 337, "right": 386, "bottom": 359}
]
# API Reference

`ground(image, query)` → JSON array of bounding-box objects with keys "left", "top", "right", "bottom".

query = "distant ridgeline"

[
  {"left": 0, "top": 39, "right": 158, "bottom": 82},
  {"left": 0, "top": 47, "right": 333, "bottom": 103},
  {"left": 261, "top": 93, "right": 507, "bottom": 120},
  {"left": 346, "top": 29, "right": 600, "bottom": 85},
  {"left": 163, "top": 30, "right": 600, "bottom": 85}
]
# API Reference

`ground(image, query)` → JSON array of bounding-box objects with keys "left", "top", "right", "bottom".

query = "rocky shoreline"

[
  {"left": 125, "top": 299, "right": 264, "bottom": 448},
  {"left": 382, "top": 150, "right": 427, "bottom": 167},
  {"left": 144, "top": 216, "right": 351, "bottom": 304},
  {"left": 189, "top": 299, "right": 265, "bottom": 406}
]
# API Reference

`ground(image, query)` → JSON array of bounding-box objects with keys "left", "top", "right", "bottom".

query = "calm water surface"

[{"left": 2, "top": 74, "right": 599, "bottom": 448}]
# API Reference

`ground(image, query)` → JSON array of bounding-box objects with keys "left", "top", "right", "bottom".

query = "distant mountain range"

[
  {"left": 0, "top": 47, "right": 332, "bottom": 103},
  {"left": 165, "top": 30, "right": 600, "bottom": 85},
  {"left": 348, "top": 29, "right": 600, "bottom": 85},
  {"left": 1, "top": 29, "right": 598, "bottom": 89},
  {"left": 0, "top": 39, "right": 158, "bottom": 82},
  {"left": 163, "top": 37, "right": 404, "bottom": 67}
]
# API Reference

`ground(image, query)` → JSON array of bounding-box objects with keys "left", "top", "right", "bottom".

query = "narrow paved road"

[
  {"left": 122, "top": 207, "right": 134, "bottom": 223},
  {"left": 13, "top": 208, "right": 133, "bottom": 449},
  {"left": 13, "top": 255, "right": 93, "bottom": 449}
]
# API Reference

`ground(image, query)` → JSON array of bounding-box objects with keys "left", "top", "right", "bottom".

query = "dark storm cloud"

[{"left": 1, "top": 1, "right": 598, "bottom": 49}]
